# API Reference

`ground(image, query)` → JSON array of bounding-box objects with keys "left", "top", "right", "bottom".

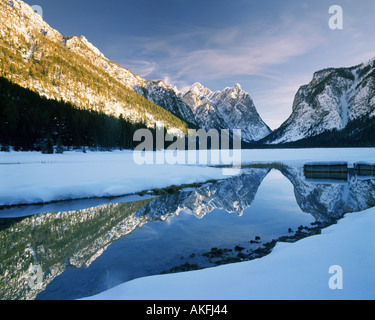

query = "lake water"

[{"left": 1, "top": 164, "right": 374, "bottom": 300}]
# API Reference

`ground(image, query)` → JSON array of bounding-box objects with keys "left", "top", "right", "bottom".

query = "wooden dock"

[
  {"left": 304, "top": 162, "right": 348, "bottom": 180},
  {"left": 354, "top": 162, "right": 375, "bottom": 176}
]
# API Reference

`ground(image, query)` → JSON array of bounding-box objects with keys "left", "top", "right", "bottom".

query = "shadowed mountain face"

[{"left": 1, "top": 166, "right": 375, "bottom": 299}]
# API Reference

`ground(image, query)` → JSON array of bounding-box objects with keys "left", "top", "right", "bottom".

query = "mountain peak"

[
  {"left": 180, "top": 82, "right": 271, "bottom": 142},
  {"left": 190, "top": 82, "right": 212, "bottom": 97},
  {"left": 191, "top": 82, "right": 204, "bottom": 89},
  {"left": 219, "top": 83, "right": 243, "bottom": 97},
  {"left": 79, "top": 35, "right": 106, "bottom": 58}
]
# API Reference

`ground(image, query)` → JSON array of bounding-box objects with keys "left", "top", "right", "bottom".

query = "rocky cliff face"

[
  {"left": 133, "top": 80, "right": 197, "bottom": 126},
  {"left": 132, "top": 80, "right": 273, "bottom": 142},
  {"left": 264, "top": 58, "right": 375, "bottom": 144},
  {"left": 180, "top": 82, "right": 272, "bottom": 142}
]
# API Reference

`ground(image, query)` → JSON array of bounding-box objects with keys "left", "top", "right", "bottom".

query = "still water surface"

[{"left": 1, "top": 165, "right": 374, "bottom": 300}]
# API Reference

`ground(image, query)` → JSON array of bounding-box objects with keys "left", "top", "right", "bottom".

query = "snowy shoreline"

[
  {"left": 1, "top": 148, "right": 375, "bottom": 207},
  {"left": 0, "top": 150, "right": 231, "bottom": 207},
  {"left": 83, "top": 207, "right": 375, "bottom": 300}
]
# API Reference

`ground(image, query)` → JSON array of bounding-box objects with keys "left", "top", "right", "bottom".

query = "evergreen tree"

[
  {"left": 41, "top": 135, "right": 54, "bottom": 154},
  {"left": 56, "top": 136, "right": 64, "bottom": 154}
]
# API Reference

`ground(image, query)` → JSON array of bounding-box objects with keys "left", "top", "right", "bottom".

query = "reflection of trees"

[{"left": 0, "top": 198, "right": 154, "bottom": 300}]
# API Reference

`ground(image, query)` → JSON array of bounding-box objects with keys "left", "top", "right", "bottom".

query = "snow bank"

[
  {"left": 0, "top": 150, "right": 232, "bottom": 206},
  {"left": 84, "top": 207, "right": 375, "bottom": 300},
  {"left": 240, "top": 147, "right": 375, "bottom": 166}
]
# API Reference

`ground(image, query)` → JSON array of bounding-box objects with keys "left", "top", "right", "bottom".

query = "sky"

[{"left": 24, "top": 0, "right": 375, "bottom": 130}]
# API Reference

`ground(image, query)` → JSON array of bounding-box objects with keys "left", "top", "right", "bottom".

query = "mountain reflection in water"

[{"left": 1, "top": 165, "right": 374, "bottom": 300}]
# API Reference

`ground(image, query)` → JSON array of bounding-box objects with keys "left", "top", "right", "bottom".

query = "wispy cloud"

[
  {"left": 120, "top": 16, "right": 323, "bottom": 89},
  {"left": 174, "top": 32, "right": 318, "bottom": 79},
  {"left": 125, "top": 59, "right": 158, "bottom": 77}
]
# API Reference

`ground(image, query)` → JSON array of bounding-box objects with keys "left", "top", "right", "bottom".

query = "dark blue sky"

[{"left": 24, "top": 0, "right": 375, "bottom": 129}]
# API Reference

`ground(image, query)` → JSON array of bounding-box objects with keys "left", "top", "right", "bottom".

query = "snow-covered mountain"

[
  {"left": 0, "top": 0, "right": 272, "bottom": 142},
  {"left": 133, "top": 80, "right": 197, "bottom": 126},
  {"left": 180, "top": 82, "right": 272, "bottom": 142},
  {"left": 132, "top": 80, "right": 273, "bottom": 142},
  {"left": 264, "top": 58, "right": 375, "bottom": 144},
  {"left": 5, "top": 1, "right": 373, "bottom": 147},
  {"left": 0, "top": 0, "right": 188, "bottom": 133}
]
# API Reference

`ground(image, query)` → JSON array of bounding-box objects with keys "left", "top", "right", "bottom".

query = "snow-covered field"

[
  {"left": 0, "top": 150, "right": 231, "bottom": 207},
  {"left": 84, "top": 207, "right": 375, "bottom": 300},
  {"left": 1, "top": 148, "right": 375, "bottom": 207}
]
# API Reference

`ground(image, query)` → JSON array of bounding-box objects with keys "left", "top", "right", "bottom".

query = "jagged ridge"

[{"left": 179, "top": 82, "right": 272, "bottom": 142}]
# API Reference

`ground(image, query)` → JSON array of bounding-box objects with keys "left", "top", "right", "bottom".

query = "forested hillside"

[
  {"left": 0, "top": 0, "right": 189, "bottom": 134},
  {"left": 0, "top": 77, "right": 153, "bottom": 152}
]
